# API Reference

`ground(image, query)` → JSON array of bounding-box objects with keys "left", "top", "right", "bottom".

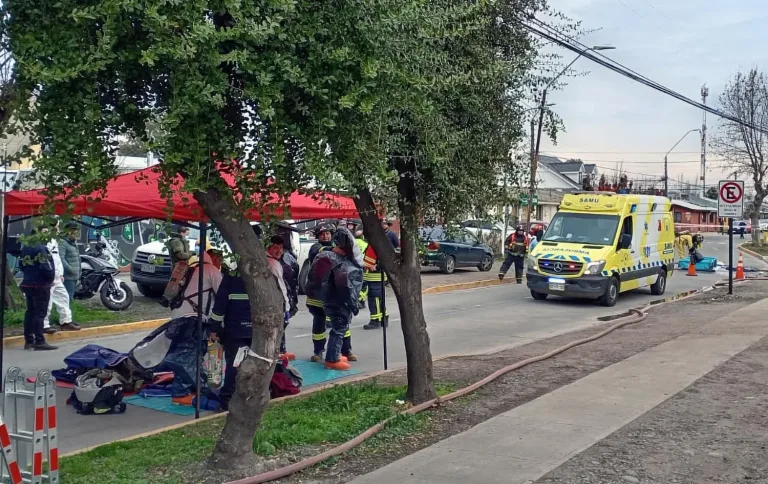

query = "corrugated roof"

[
  {"left": 548, "top": 162, "right": 583, "bottom": 173},
  {"left": 672, "top": 199, "right": 717, "bottom": 212}
]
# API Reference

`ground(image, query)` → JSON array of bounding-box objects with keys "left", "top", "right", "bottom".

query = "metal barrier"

[{"left": 0, "top": 368, "right": 58, "bottom": 484}]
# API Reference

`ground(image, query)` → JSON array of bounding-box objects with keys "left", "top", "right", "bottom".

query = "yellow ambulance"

[{"left": 526, "top": 192, "right": 675, "bottom": 307}]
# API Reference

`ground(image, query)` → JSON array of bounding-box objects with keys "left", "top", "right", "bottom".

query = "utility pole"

[
  {"left": 701, "top": 84, "right": 709, "bottom": 198},
  {"left": 527, "top": 117, "right": 536, "bottom": 227}
]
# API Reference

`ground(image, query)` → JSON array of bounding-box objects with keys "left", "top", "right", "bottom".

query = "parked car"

[{"left": 420, "top": 225, "right": 494, "bottom": 274}]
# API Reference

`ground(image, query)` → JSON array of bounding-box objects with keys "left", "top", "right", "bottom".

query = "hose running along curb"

[{"left": 227, "top": 308, "right": 649, "bottom": 484}]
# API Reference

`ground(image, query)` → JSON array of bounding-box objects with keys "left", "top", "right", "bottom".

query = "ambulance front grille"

[{"left": 538, "top": 259, "right": 583, "bottom": 275}]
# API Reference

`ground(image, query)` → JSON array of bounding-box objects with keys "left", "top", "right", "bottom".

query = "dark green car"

[{"left": 419, "top": 225, "right": 494, "bottom": 274}]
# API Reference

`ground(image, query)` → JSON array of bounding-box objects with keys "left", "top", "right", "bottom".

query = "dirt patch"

[
  {"left": 535, "top": 336, "right": 768, "bottom": 484},
  {"left": 271, "top": 280, "right": 768, "bottom": 483}
]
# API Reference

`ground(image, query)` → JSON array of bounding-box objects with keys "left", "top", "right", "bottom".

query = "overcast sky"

[{"left": 539, "top": 0, "right": 766, "bottom": 193}]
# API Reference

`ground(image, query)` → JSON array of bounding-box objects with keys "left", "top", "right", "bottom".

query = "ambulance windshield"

[{"left": 542, "top": 213, "right": 620, "bottom": 246}]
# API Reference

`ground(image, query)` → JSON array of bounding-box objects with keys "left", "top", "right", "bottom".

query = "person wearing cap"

[
  {"left": 44, "top": 219, "right": 80, "bottom": 333},
  {"left": 309, "top": 227, "right": 363, "bottom": 370}
]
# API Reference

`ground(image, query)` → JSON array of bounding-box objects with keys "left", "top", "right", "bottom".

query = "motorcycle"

[{"left": 75, "top": 234, "right": 134, "bottom": 311}]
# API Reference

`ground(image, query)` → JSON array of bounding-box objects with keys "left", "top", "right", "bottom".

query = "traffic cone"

[
  {"left": 736, "top": 252, "right": 745, "bottom": 280},
  {"left": 686, "top": 257, "right": 697, "bottom": 276}
]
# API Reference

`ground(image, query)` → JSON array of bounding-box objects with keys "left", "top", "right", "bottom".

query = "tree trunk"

[
  {"left": 355, "top": 183, "right": 437, "bottom": 404},
  {"left": 391, "top": 230, "right": 437, "bottom": 403},
  {"left": 195, "top": 188, "right": 285, "bottom": 470},
  {"left": 751, "top": 194, "right": 765, "bottom": 246}
]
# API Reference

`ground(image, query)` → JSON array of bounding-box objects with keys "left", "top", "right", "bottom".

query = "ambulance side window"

[{"left": 619, "top": 217, "right": 633, "bottom": 247}]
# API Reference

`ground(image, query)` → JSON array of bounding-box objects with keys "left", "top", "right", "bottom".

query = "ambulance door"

[{"left": 618, "top": 215, "right": 635, "bottom": 276}]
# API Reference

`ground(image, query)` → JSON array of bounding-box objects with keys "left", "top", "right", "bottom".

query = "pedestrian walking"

[
  {"left": 44, "top": 220, "right": 80, "bottom": 333},
  {"left": 20, "top": 225, "right": 58, "bottom": 351}
]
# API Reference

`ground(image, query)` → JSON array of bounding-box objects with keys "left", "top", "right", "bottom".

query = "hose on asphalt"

[
  {"left": 227, "top": 307, "right": 649, "bottom": 484},
  {"left": 228, "top": 276, "right": 764, "bottom": 484}
]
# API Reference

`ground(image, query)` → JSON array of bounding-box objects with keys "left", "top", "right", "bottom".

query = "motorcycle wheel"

[{"left": 100, "top": 280, "right": 134, "bottom": 311}]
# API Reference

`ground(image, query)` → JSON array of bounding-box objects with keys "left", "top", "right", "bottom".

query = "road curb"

[
  {"left": 2, "top": 318, "right": 169, "bottom": 349},
  {"left": 739, "top": 243, "right": 768, "bottom": 263},
  {"left": 421, "top": 277, "right": 515, "bottom": 295}
]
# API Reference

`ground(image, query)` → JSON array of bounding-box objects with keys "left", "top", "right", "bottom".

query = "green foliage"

[
  {"left": 58, "top": 382, "right": 448, "bottom": 483},
  {"left": 4, "top": 301, "right": 119, "bottom": 327}
]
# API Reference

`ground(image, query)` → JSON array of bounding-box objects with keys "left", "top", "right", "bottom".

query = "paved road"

[{"left": 6, "top": 233, "right": 764, "bottom": 454}]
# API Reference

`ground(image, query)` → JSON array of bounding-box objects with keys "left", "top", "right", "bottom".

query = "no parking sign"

[{"left": 718, "top": 180, "right": 744, "bottom": 219}]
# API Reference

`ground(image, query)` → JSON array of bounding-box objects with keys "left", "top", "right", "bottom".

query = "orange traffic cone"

[
  {"left": 736, "top": 252, "right": 745, "bottom": 280},
  {"left": 686, "top": 257, "right": 697, "bottom": 277}
]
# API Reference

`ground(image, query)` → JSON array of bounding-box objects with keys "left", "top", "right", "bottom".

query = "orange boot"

[
  {"left": 280, "top": 352, "right": 296, "bottom": 361},
  {"left": 325, "top": 359, "right": 351, "bottom": 371}
]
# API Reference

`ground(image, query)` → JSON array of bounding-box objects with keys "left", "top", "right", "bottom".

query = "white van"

[{"left": 130, "top": 221, "right": 313, "bottom": 297}]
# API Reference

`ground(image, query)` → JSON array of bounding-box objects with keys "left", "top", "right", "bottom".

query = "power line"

[
  {"left": 542, "top": 151, "right": 705, "bottom": 154},
  {"left": 518, "top": 17, "right": 768, "bottom": 135},
  {"left": 542, "top": 155, "right": 706, "bottom": 164}
]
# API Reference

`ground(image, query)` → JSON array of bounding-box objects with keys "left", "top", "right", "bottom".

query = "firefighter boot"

[
  {"left": 498, "top": 273, "right": 504, "bottom": 281},
  {"left": 310, "top": 352, "right": 324, "bottom": 363},
  {"left": 343, "top": 353, "right": 359, "bottom": 362},
  {"left": 325, "top": 360, "right": 351, "bottom": 371},
  {"left": 516, "top": 279, "right": 522, "bottom": 284},
  {"left": 363, "top": 321, "right": 382, "bottom": 330}
]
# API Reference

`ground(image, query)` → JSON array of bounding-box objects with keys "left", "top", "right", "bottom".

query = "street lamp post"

[
  {"left": 664, "top": 129, "right": 701, "bottom": 198},
  {"left": 527, "top": 45, "right": 616, "bottom": 227}
]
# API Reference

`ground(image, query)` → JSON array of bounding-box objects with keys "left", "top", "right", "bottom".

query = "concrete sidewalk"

[{"left": 350, "top": 298, "right": 768, "bottom": 484}]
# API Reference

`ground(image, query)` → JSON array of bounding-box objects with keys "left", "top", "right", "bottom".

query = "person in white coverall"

[{"left": 44, "top": 221, "right": 81, "bottom": 333}]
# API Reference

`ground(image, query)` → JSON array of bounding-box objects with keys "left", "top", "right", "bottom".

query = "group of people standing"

[
  {"left": 305, "top": 219, "right": 400, "bottom": 371},
  {"left": 19, "top": 219, "right": 82, "bottom": 351},
  {"left": 163, "top": 224, "right": 299, "bottom": 411}
]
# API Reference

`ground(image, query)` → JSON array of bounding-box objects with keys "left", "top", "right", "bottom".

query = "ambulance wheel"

[
  {"left": 650, "top": 269, "right": 667, "bottom": 296},
  {"left": 441, "top": 256, "right": 456, "bottom": 274},
  {"left": 531, "top": 290, "right": 548, "bottom": 301},
  {"left": 599, "top": 277, "right": 619, "bottom": 307}
]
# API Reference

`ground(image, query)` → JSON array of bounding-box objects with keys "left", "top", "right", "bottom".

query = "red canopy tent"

[{"left": 4, "top": 166, "right": 359, "bottom": 220}]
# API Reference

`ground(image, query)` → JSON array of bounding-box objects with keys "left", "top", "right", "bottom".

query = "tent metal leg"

[
  {"left": 381, "top": 276, "right": 387, "bottom": 370},
  {"left": 0, "top": 215, "right": 8, "bottom": 389},
  {"left": 195, "top": 223, "right": 207, "bottom": 419}
]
